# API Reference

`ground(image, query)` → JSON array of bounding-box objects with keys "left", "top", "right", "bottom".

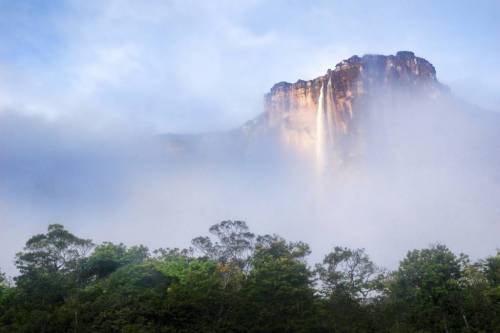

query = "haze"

[{"left": 1, "top": 0, "right": 499, "bottom": 276}]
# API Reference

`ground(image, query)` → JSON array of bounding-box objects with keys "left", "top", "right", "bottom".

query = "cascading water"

[
  {"left": 316, "top": 82, "right": 328, "bottom": 173},
  {"left": 326, "top": 78, "right": 335, "bottom": 146}
]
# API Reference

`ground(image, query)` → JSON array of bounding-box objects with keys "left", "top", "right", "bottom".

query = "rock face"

[{"left": 242, "top": 51, "right": 447, "bottom": 171}]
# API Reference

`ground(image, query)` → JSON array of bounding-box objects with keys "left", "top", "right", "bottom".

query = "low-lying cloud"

[{"left": 1, "top": 94, "right": 499, "bottom": 276}]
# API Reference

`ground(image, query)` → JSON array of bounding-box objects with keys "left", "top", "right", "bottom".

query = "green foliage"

[
  {"left": 0, "top": 224, "right": 94, "bottom": 332},
  {"left": 316, "top": 246, "right": 384, "bottom": 300},
  {"left": 483, "top": 250, "right": 500, "bottom": 286},
  {"left": 387, "top": 244, "right": 463, "bottom": 332},
  {"left": 239, "top": 236, "right": 317, "bottom": 332},
  {"left": 192, "top": 220, "right": 255, "bottom": 268},
  {"left": 15, "top": 224, "right": 93, "bottom": 274},
  {"left": 75, "top": 262, "right": 173, "bottom": 332},
  {"left": 0, "top": 270, "right": 6, "bottom": 292},
  {"left": 81, "top": 242, "right": 149, "bottom": 280},
  {"left": 0, "top": 270, "right": 9, "bottom": 311},
  {"left": 0, "top": 224, "right": 498, "bottom": 332},
  {"left": 315, "top": 247, "right": 385, "bottom": 332}
]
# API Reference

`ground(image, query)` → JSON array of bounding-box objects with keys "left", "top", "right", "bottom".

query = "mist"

[
  {"left": 1, "top": 87, "right": 499, "bottom": 277},
  {"left": 1, "top": 0, "right": 499, "bottom": 278}
]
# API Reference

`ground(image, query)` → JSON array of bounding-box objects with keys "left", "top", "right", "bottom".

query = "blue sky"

[{"left": 0, "top": 0, "right": 499, "bottom": 132}]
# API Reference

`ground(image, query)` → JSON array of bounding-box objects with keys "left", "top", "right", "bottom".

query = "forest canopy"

[{"left": 0, "top": 221, "right": 498, "bottom": 333}]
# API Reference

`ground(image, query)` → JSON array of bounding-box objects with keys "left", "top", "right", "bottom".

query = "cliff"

[{"left": 242, "top": 51, "right": 447, "bottom": 170}]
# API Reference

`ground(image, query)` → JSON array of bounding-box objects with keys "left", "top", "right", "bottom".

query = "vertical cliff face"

[{"left": 243, "top": 51, "right": 446, "bottom": 170}]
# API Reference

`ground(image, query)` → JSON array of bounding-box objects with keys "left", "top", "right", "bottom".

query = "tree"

[
  {"left": 191, "top": 220, "right": 255, "bottom": 267},
  {"left": 15, "top": 224, "right": 93, "bottom": 274},
  {"left": 239, "top": 236, "right": 317, "bottom": 332},
  {"left": 2, "top": 224, "right": 93, "bottom": 333},
  {"left": 75, "top": 262, "right": 173, "bottom": 332},
  {"left": 192, "top": 220, "right": 255, "bottom": 289},
  {"left": 0, "top": 270, "right": 6, "bottom": 290},
  {"left": 316, "top": 246, "right": 384, "bottom": 300},
  {"left": 0, "top": 269, "right": 9, "bottom": 306},
  {"left": 458, "top": 256, "right": 499, "bottom": 332},
  {"left": 466, "top": 251, "right": 500, "bottom": 331},
  {"left": 81, "top": 242, "right": 149, "bottom": 281},
  {"left": 158, "top": 258, "right": 232, "bottom": 332},
  {"left": 483, "top": 250, "right": 500, "bottom": 286},
  {"left": 314, "top": 247, "right": 383, "bottom": 333},
  {"left": 2, "top": 223, "right": 500, "bottom": 332},
  {"left": 387, "top": 244, "right": 466, "bottom": 333}
]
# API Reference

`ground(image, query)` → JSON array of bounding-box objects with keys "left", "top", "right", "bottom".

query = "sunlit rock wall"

[{"left": 244, "top": 51, "right": 445, "bottom": 170}]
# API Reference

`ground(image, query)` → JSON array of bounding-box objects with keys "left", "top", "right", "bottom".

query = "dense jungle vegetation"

[{"left": 0, "top": 221, "right": 498, "bottom": 332}]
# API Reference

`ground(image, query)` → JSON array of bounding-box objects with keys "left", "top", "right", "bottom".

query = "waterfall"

[
  {"left": 326, "top": 78, "right": 335, "bottom": 146},
  {"left": 316, "top": 82, "right": 327, "bottom": 173}
]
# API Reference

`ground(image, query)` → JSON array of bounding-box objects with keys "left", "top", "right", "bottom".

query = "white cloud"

[
  {"left": 0, "top": 0, "right": 499, "bottom": 132},
  {"left": 69, "top": 44, "right": 143, "bottom": 97}
]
